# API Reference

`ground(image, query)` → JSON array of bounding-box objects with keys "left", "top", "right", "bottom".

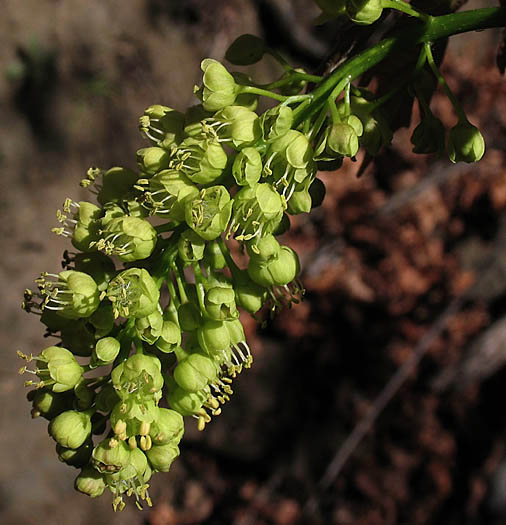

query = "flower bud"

[
  {"left": 197, "top": 320, "right": 231, "bottom": 356},
  {"left": 30, "top": 388, "right": 73, "bottom": 419},
  {"left": 57, "top": 440, "right": 93, "bottom": 468},
  {"left": 106, "top": 268, "right": 160, "bottom": 319},
  {"left": 75, "top": 466, "right": 106, "bottom": 498},
  {"left": 136, "top": 147, "right": 170, "bottom": 175},
  {"left": 232, "top": 147, "right": 262, "bottom": 187},
  {"left": 327, "top": 122, "right": 359, "bottom": 157},
  {"left": 185, "top": 185, "right": 232, "bottom": 241},
  {"left": 248, "top": 246, "right": 300, "bottom": 287},
  {"left": 135, "top": 310, "right": 163, "bottom": 345},
  {"left": 150, "top": 408, "right": 184, "bottom": 446},
  {"left": 232, "top": 269, "right": 267, "bottom": 314},
  {"left": 410, "top": 114, "right": 446, "bottom": 154},
  {"left": 166, "top": 378, "right": 209, "bottom": 416},
  {"left": 97, "top": 166, "right": 138, "bottom": 205},
  {"left": 287, "top": 183, "right": 312, "bottom": 214},
  {"left": 225, "top": 34, "right": 266, "bottom": 65},
  {"left": 260, "top": 105, "right": 293, "bottom": 142},
  {"left": 448, "top": 121, "right": 485, "bottom": 163},
  {"left": 174, "top": 354, "right": 218, "bottom": 392},
  {"left": 146, "top": 443, "right": 180, "bottom": 472},
  {"left": 178, "top": 230, "right": 206, "bottom": 265},
  {"left": 199, "top": 58, "right": 239, "bottom": 111},
  {"left": 214, "top": 106, "right": 261, "bottom": 148},
  {"left": 49, "top": 410, "right": 92, "bottom": 449},
  {"left": 91, "top": 336, "right": 121, "bottom": 367},
  {"left": 246, "top": 234, "right": 280, "bottom": 263},
  {"left": 177, "top": 302, "right": 201, "bottom": 332},
  {"left": 346, "top": 0, "right": 383, "bottom": 25},
  {"left": 205, "top": 286, "right": 238, "bottom": 321},
  {"left": 203, "top": 241, "right": 227, "bottom": 270},
  {"left": 92, "top": 438, "right": 131, "bottom": 474},
  {"left": 155, "top": 320, "right": 182, "bottom": 353}
]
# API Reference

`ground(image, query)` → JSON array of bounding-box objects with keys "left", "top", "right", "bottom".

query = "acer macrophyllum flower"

[
  {"left": 52, "top": 199, "right": 102, "bottom": 252},
  {"left": 136, "top": 147, "right": 170, "bottom": 175},
  {"left": 246, "top": 234, "right": 280, "bottom": 262},
  {"left": 199, "top": 58, "right": 240, "bottom": 112},
  {"left": 248, "top": 245, "right": 300, "bottom": 287},
  {"left": 96, "top": 167, "right": 139, "bottom": 206},
  {"left": 28, "top": 388, "right": 73, "bottom": 419},
  {"left": 227, "top": 183, "right": 284, "bottom": 243},
  {"left": 212, "top": 105, "right": 261, "bottom": 148},
  {"left": 448, "top": 121, "right": 485, "bottom": 163},
  {"left": 92, "top": 216, "right": 157, "bottom": 262},
  {"left": 149, "top": 408, "right": 184, "bottom": 446},
  {"left": 287, "top": 178, "right": 312, "bottom": 215},
  {"left": 91, "top": 337, "right": 121, "bottom": 367},
  {"left": 204, "top": 286, "right": 239, "bottom": 321},
  {"left": 174, "top": 137, "right": 228, "bottom": 185},
  {"left": 139, "top": 169, "right": 199, "bottom": 221},
  {"left": 166, "top": 378, "right": 209, "bottom": 417},
  {"left": 92, "top": 438, "right": 132, "bottom": 474},
  {"left": 19, "top": 346, "right": 84, "bottom": 392},
  {"left": 37, "top": 270, "right": 100, "bottom": 319},
  {"left": 111, "top": 353, "right": 163, "bottom": 400},
  {"left": 135, "top": 310, "right": 164, "bottom": 345},
  {"left": 75, "top": 466, "right": 106, "bottom": 498},
  {"left": 105, "top": 268, "right": 159, "bottom": 319},
  {"left": 203, "top": 241, "right": 227, "bottom": 270},
  {"left": 260, "top": 105, "right": 293, "bottom": 142},
  {"left": 197, "top": 319, "right": 231, "bottom": 357},
  {"left": 57, "top": 440, "right": 93, "bottom": 468},
  {"left": 177, "top": 302, "right": 201, "bottom": 333},
  {"left": 139, "top": 105, "right": 185, "bottom": 148},
  {"left": 177, "top": 230, "right": 205, "bottom": 265},
  {"left": 411, "top": 114, "right": 446, "bottom": 154},
  {"left": 327, "top": 122, "right": 360, "bottom": 157},
  {"left": 232, "top": 147, "right": 262, "bottom": 187},
  {"left": 49, "top": 409, "right": 93, "bottom": 449},
  {"left": 232, "top": 269, "right": 267, "bottom": 315},
  {"left": 155, "top": 320, "right": 182, "bottom": 353},
  {"left": 173, "top": 353, "right": 218, "bottom": 392},
  {"left": 185, "top": 185, "right": 232, "bottom": 241},
  {"left": 110, "top": 398, "right": 158, "bottom": 440},
  {"left": 146, "top": 443, "right": 180, "bottom": 472}
]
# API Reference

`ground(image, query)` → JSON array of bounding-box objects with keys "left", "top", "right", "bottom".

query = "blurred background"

[{"left": 1, "top": 0, "right": 506, "bottom": 523}]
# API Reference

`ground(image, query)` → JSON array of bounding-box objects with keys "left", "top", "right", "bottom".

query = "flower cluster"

[{"left": 19, "top": 14, "right": 486, "bottom": 511}]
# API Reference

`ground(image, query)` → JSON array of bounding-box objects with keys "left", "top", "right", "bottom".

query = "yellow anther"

[{"left": 128, "top": 436, "right": 138, "bottom": 449}]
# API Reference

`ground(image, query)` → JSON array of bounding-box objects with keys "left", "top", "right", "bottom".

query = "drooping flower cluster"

[{"left": 18, "top": 16, "right": 486, "bottom": 511}]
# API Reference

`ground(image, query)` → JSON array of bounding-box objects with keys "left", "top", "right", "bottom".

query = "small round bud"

[
  {"left": 49, "top": 410, "right": 92, "bottom": 449},
  {"left": 197, "top": 320, "right": 231, "bottom": 356},
  {"left": 411, "top": 114, "right": 446, "bottom": 154},
  {"left": 30, "top": 388, "right": 73, "bottom": 420},
  {"left": 327, "top": 122, "right": 359, "bottom": 157},
  {"left": 200, "top": 59, "right": 239, "bottom": 111},
  {"left": 155, "top": 320, "right": 182, "bottom": 353},
  {"left": 174, "top": 354, "right": 218, "bottom": 392},
  {"left": 97, "top": 166, "right": 138, "bottom": 205},
  {"left": 146, "top": 443, "right": 180, "bottom": 472},
  {"left": 150, "top": 408, "right": 184, "bottom": 446},
  {"left": 57, "top": 440, "right": 93, "bottom": 468},
  {"left": 448, "top": 121, "right": 485, "bottom": 163},
  {"left": 91, "top": 337, "right": 121, "bottom": 367},
  {"left": 36, "top": 346, "right": 84, "bottom": 393},
  {"left": 75, "top": 466, "right": 106, "bottom": 498},
  {"left": 136, "top": 147, "right": 170, "bottom": 175}
]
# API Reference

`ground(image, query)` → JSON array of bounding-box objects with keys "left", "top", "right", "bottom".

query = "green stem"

[
  {"left": 294, "top": 7, "right": 506, "bottom": 126},
  {"left": 424, "top": 42, "right": 467, "bottom": 122},
  {"left": 240, "top": 85, "right": 288, "bottom": 102},
  {"left": 192, "top": 262, "right": 209, "bottom": 316}
]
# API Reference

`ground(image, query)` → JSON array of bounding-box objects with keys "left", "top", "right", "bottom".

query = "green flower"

[
  {"left": 139, "top": 105, "right": 185, "bottom": 148},
  {"left": 232, "top": 147, "right": 262, "bottom": 187},
  {"left": 346, "top": 0, "right": 383, "bottom": 25},
  {"left": 111, "top": 353, "right": 163, "bottom": 400},
  {"left": 185, "top": 185, "right": 232, "bottom": 241},
  {"left": 57, "top": 440, "right": 93, "bottom": 468},
  {"left": 448, "top": 121, "right": 485, "bottom": 163},
  {"left": 260, "top": 105, "right": 293, "bottom": 142},
  {"left": 91, "top": 337, "right": 121, "bottom": 367},
  {"left": 173, "top": 353, "right": 218, "bottom": 392},
  {"left": 204, "top": 286, "right": 239, "bottom": 321},
  {"left": 136, "top": 147, "right": 170, "bottom": 175},
  {"left": 178, "top": 230, "right": 206, "bottom": 265},
  {"left": 110, "top": 398, "right": 159, "bottom": 440},
  {"left": 197, "top": 319, "right": 231, "bottom": 356},
  {"left": 93, "top": 216, "right": 157, "bottom": 262},
  {"left": 327, "top": 122, "right": 359, "bottom": 157},
  {"left": 248, "top": 246, "right": 300, "bottom": 287},
  {"left": 92, "top": 438, "right": 131, "bottom": 474},
  {"left": 95, "top": 384, "right": 121, "bottom": 413},
  {"left": 72, "top": 252, "right": 116, "bottom": 292},
  {"left": 149, "top": 408, "right": 184, "bottom": 446},
  {"left": 203, "top": 241, "right": 227, "bottom": 270},
  {"left": 75, "top": 466, "right": 106, "bottom": 498},
  {"left": 28, "top": 388, "right": 73, "bottom": 419},
  {"left": 199, "top": 59, "right": 239, "bottom": 111},
  {"left": 411, "top": 114, "right": 446, "bottom": 155},
  {"left": 176, "top": 137, "right": 228, "bottom": 185},
  {"left": 97, "top": 167, "right": 139, "bottom": 206},
  {"left": 105, "top": 268, "right": 160, "bottom": 319},
  {"left": 232, "top": 269, "right": 267, "bottom": 315},
  {"left": 49, "top": 410, "right": 92, "bottom": 449},
  {"left": 213, "top": 106, "right": 260, "bottom": 148},
  {"left": 155, "top": 320, "right": 182, "bottom": 353},
  {"left": 38, "top": 270, "right": 100, "bottom": 320},
  {"left": 146, "top": 443, "right": 180, "bottom": 472}
]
